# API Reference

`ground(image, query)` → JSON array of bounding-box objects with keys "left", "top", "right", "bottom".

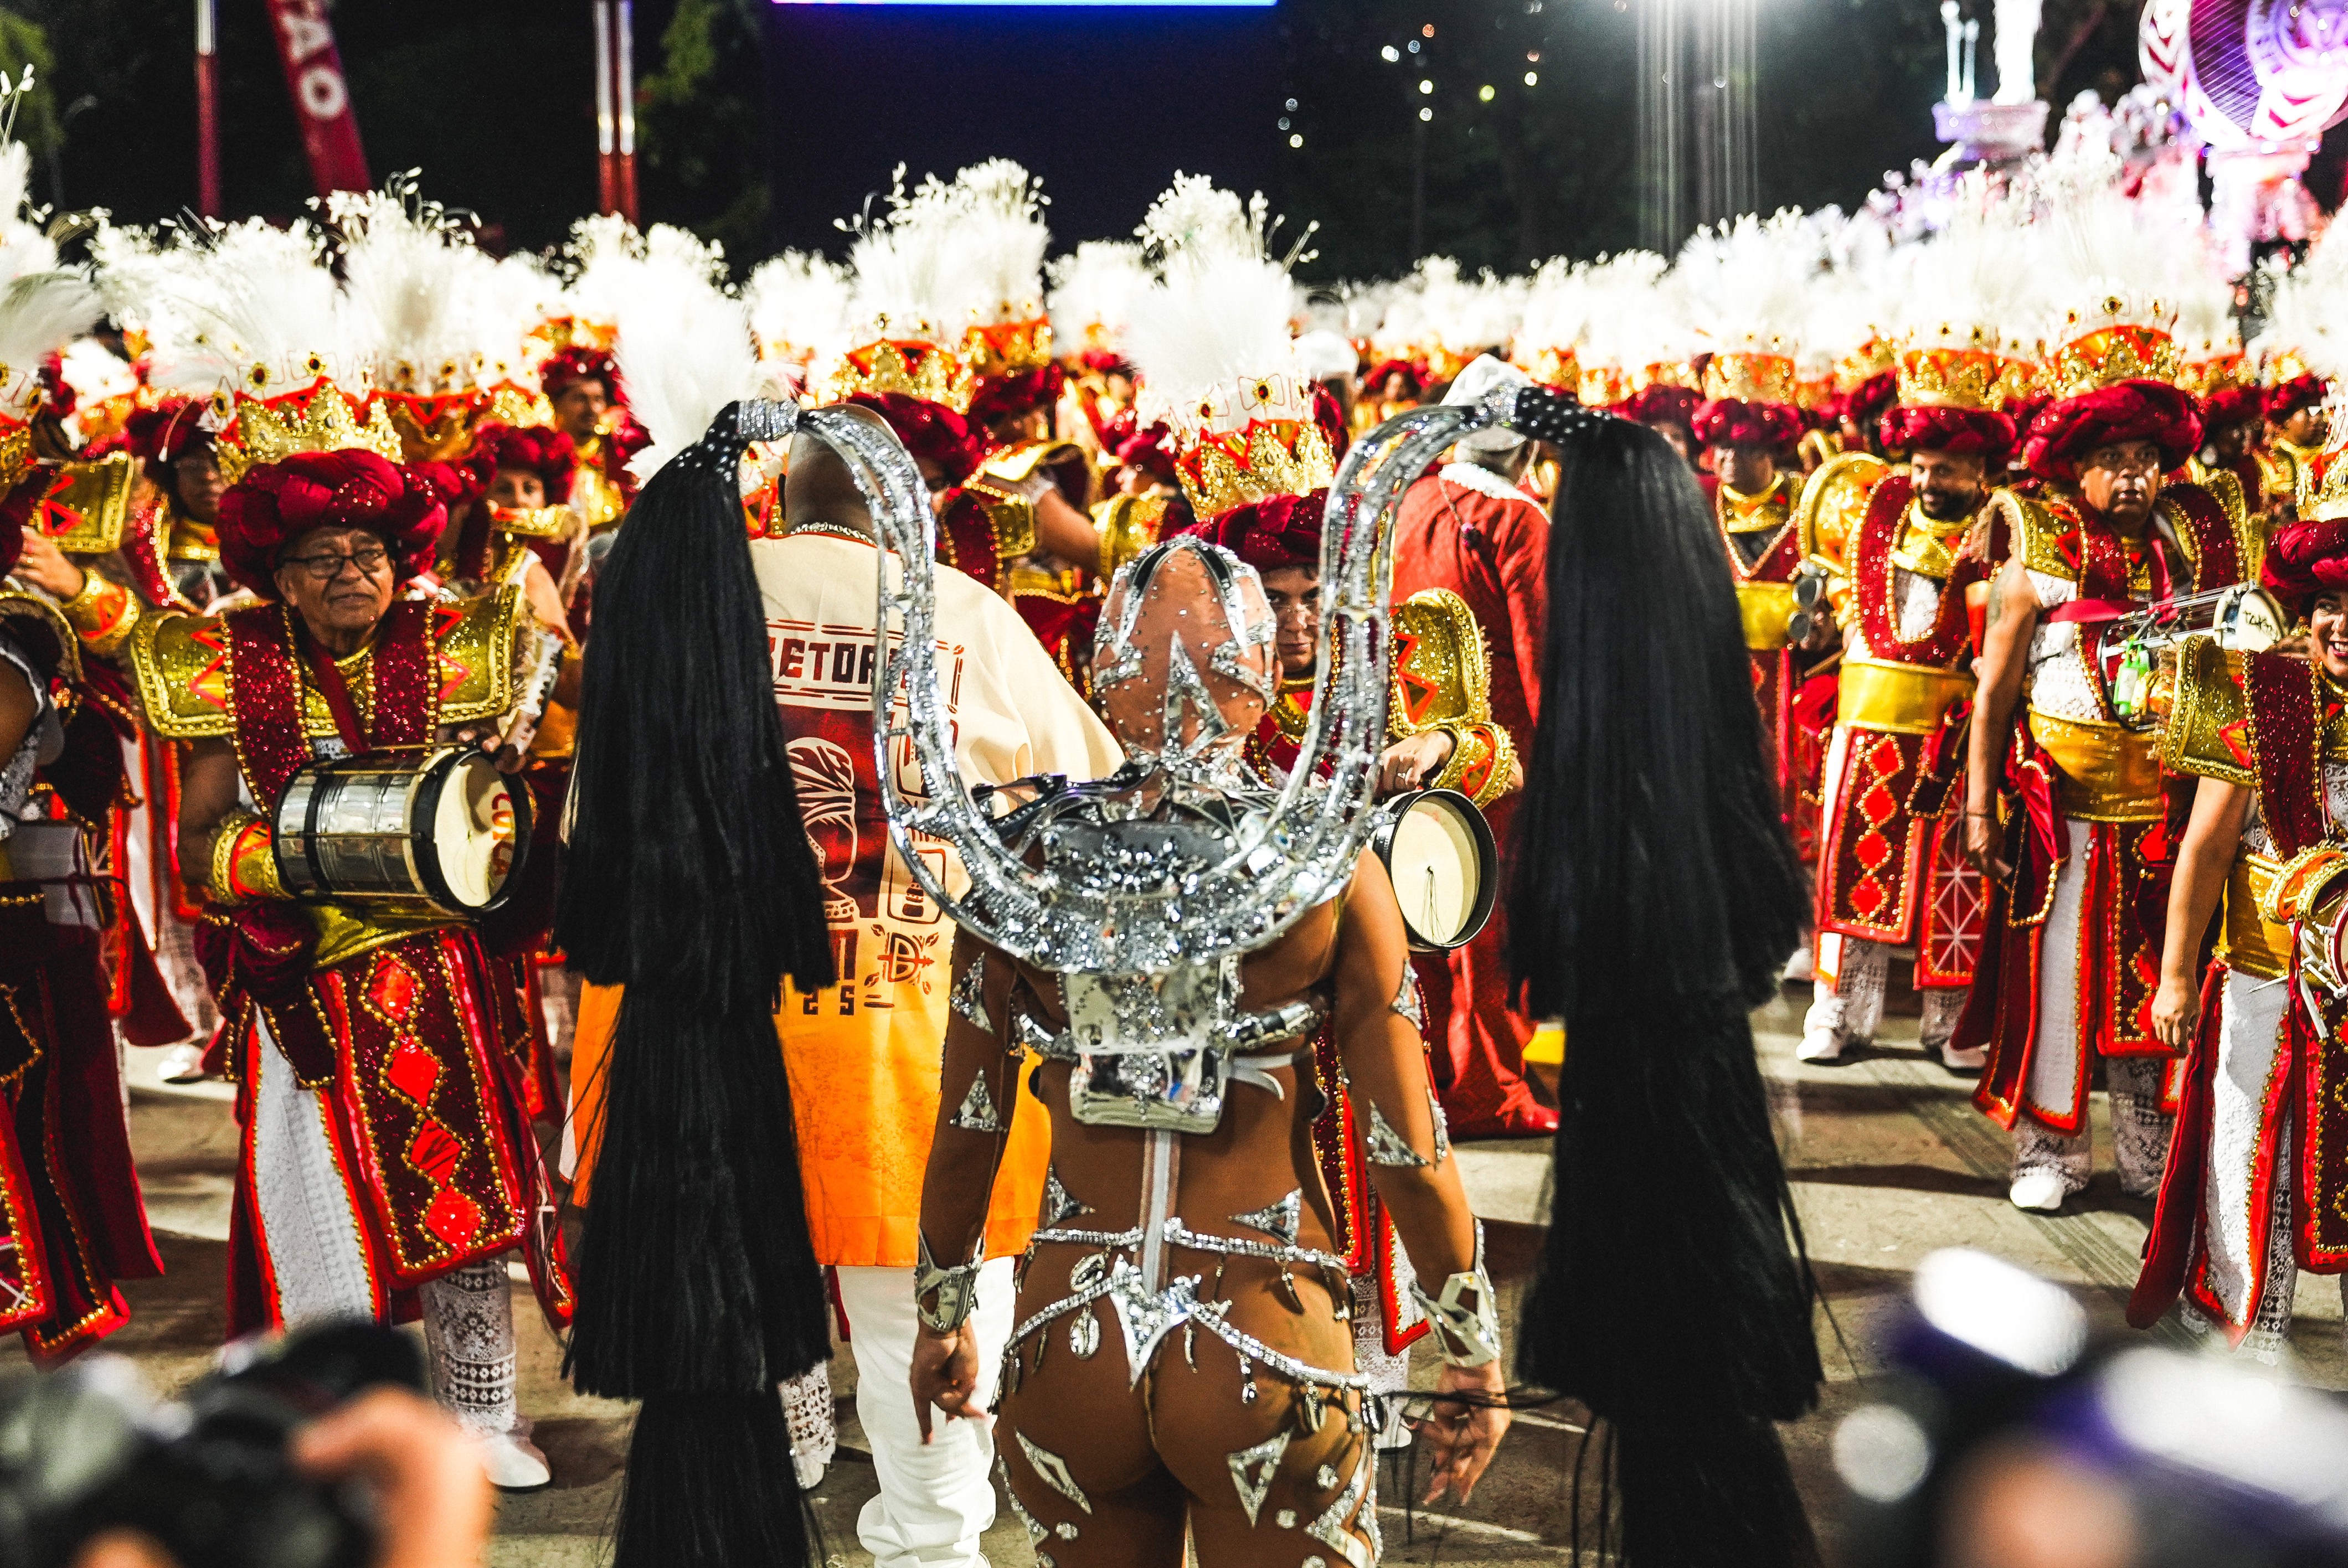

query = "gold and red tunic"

[
  {"left": 1961, "top": 476, "right": 2251, "bottom": 1133},
  {"left": 127, "top": 590, "right": 572, "bottom": 1335},
  {"left": 1814, "top": 474, "right": 1987, "bottom": 987},
  {"left": 1717, "top": 472, "right": 1825, "bottom": 848}
]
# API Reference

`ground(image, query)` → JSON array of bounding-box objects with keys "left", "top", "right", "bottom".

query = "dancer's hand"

[
  {"left": 2150, "top": 972, "right": 2200, "bottom": 1051},
  {"left": 1418, "top": 1360, "right": 1510, "bottom": 1504},
  {"left": 910, "top": 1322, "right": 990, "bottom": 1443}
]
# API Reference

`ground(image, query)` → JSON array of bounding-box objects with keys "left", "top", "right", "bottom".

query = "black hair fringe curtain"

[
  {"left": 1506, "top": 417, "right": 1820, "bottom": 1567},
  {"left": 556, "top": 403, "right": 837, "bottom": 1568}
]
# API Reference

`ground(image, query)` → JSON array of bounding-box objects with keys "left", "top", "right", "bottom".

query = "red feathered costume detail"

[
  {"left": 2204, "top": 385, "right": 2265, "bottom": 432},
  {"left": 967, "top": 363, "right": 1068, "bottom": 431},
  {"left": 2024, "top": 380, "right": 2203, "bottom": 481},
  {"left": 476, "top": 424, "right": 578, "bottom": 507},
  {"left": 1842, "top": 370, "right": 1898, "bottom": 434},
  {"left": 845, "top": 393, "right": 993, "bottom": 486},
  {"left": 215, "top": 450, "right": 449, "bottom": 597},
  {"left": 1879, "top": 404, "right": 2017, "bottom": 464},
  {"left": 2265, "top": 375, "right": 2326, "bottom": 425},
  {"left": 1363, "top": 358, "right": 1425, "bottom": 397},
  {"left": 2262, "top": 517, "right": 2348, "bottom": 613},
  {"left": 542, "top": 346, "right": 629, "bottom": 408},
  {"left": 1181, "top": 489, "right": 1325, "bottom": 573},
  {"left": 1620, "top": 383, "right": 1701, "bottom": 430},
  {"left": 1692, "top": 398, "right": 1803, "bottom": 451}
]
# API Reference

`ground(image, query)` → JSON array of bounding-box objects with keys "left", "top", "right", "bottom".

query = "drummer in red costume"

[
  {"left": 1956, "top": 252, "right": 2258, "bottom": 1212},
  {"left": 30, "top": 338, "right": 573, "bottom": 1479},
  {"left": 1389, "top": 355, "right": 1557, "bottom": 1138}
]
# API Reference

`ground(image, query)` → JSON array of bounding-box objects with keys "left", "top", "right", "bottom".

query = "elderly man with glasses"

[{"left": 18, "top": 436, "right": 574, "bottom": 1489}]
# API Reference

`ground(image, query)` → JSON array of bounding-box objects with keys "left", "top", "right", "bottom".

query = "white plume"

[
  {"left": 1047, "top": 240, "right": 1148, "bottom": 352},
  {"left": 746, "top": 250, "right": 853, "bottom": 376},
  {"left": 1124, "top": 175, "right": 1301, "bottom": 426},
  {"left": 0, "top": 270, "right": 100, "bottom": 417},
  {"left": 944, "top": 158, "right": 1049, "bottom": 326},
  {"left": 1573, "top": 251, "right": 1694, "bottom": 373},
  {"left": 141, "top": 217, "right": 359, "bottom": 400},
  {"left": 841, "top": 168, "right": 967, "bottom": 343},
  {"left": 610, "top": 228, "right": 755, "bottom": 481},
  {"left": 1677, "top": 209, "right": 1823, "bottom": 358},
  {"left": 329, "top": 177, "right": 504, "bottom": 393},
  {"left": 1515, "top": 256, "right": 1587, "bottom": 361},
  {"left": 556, "top": 212, "right": 646, "bottom": 332}
]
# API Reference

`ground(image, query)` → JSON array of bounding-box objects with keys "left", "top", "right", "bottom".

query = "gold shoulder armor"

[
  {"left": 2156, "top": 634, "right": 2256, "bottom": 787},
  {"left": 36, "top": 451, "right": 140, "bottom": 554},
  {"left": 2014, "top": 492, "right": 2076, "bottom": 578},
  {"left": 1093, "top": 493, "right": 1171, "bottom": 579},
  {"left": 2200, "top": 466, "right": 2263, "bottom": 579},
  {"left": 978, "top": 438, "right": 1087, "bottom": 486},
  {"left": 957, "top": 477, "right": 1039, "bottom": 562},
  {"left": 128, "top": 607, "right": 236, "bottom": 739},
  {"left": 430, "top": 582, "right": 528, "bottom": 726},
  {"left": 1793, "top": 450, "right": 1888, "bottom": 570},
  {"left": 1389, "top": 588, "right": 1494, "bottom": 734}
]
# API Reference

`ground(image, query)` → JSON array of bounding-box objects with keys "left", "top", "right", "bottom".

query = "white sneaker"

[
  {"left": 158, "top": 1041, "right": 210, "bottom": 1085},
  {"left": 2009, "top": 1170, "right": 2069, "bottom": 1213},
  {"left": 1796, "top": 1030, "right": 1847, "bottom": 1064},
  {"left": 480, "top": 1429, "right": 552, "bottom": 1491},
  {"left": 1939, "top": 1043, "right": 1987, "bottom": 1072},
  {"left": 1783, "top": 945, "right": 1816, "bottom": 984}
]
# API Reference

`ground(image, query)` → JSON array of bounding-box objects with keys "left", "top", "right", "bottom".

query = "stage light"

[
  {"left": 1524, "top": 70, "right": 1538, "bottom": 85},
  {"left": 1479, "top": 84, "right": 1495, "bottom": 100},
  {"left": 1382, "top": 44, "right": 1399, "bottom": 60},
  {"left": 1419, "top": 78, "right": 1433, "bottom": 92},
  {"left": 1419, "top": 105, "right": 1433, "bottom": 120},
  {"left": 1289, "top": 133, "right": 1304, "bottom": 147}
]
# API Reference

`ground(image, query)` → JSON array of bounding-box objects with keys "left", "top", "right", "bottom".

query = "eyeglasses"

[{"left": 281, "top": 544, "right": 390, "bottom": 581}]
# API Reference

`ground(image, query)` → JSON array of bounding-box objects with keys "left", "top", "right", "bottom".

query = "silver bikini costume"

[{"left": 744, "top": 385, "right": 1564, "bottom": 1541}]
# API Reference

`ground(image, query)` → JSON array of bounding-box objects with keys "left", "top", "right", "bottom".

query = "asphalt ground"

[{"left": 17, "top": 973, "right": 2340, "bottom": 1566}]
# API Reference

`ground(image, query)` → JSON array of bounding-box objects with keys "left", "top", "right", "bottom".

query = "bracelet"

[
  {"left": 914, "top": 1230, "right": 985, "bottom": 1334},
  {"left": 1409, "top": 1219, "right": 1503, "bottom": 1369},
  {"left": 58, "top": 568, "right": 139, "bottom": 657},
  {"left": 205, "top": 809, "right": 287, "bottom": 905}
]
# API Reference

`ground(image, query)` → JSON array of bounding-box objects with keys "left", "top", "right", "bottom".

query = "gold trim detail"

[
  {"left": 215, "top": 381, "right": 404, "bottom": 484},
  {"left": 2220, "top": 852, "right": 2292, "bottom": 982},
  {"left": 1835, "top": 659, "right": 1974, "bottom": 735},
  {"left": 58, "top": 569, "right": 140, "bottom": 657},
  {"left": 1388, "top": 589, "right": 1493, "bottom": 736},
  {"left": 1736, "top": 581, "right": 1799, "bottom": 651},
  {"left": 2156, "top": 635, "right": 2256, "bottom": 787},
  {"left": 1093, "top": 493, "right": 1171, "bottom": 579},
  {"left": 2027, "top": 708, "right": 2164, "bottom": 821},
  {"left": 817, "top": 339, "right": 976, "bottom": 414}
]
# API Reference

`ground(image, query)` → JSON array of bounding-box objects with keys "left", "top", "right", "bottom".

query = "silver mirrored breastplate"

[{"left": 985, "top": 764, "right": 1326, "bottom": 1134}]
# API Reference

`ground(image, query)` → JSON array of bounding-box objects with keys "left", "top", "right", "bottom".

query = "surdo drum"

[
  {"left": 1369, "top": 788, "right": 1497, "bottom": 952},
  {"left": 272, "top": 746, "right": 530, "bottom": 917}
]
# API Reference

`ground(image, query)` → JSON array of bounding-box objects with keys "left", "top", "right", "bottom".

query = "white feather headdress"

[
  {"left": 610, "top": 227, "right": 755, "bottom": 482},
  {"left": 746, "top": 250, "right": 853, "bottom": 384},
  {"left": 328, "top": 177, "right": 503, "bottom": 397},
  {"left": 2018, "top": 146, "right": 2185, "bottom": 396},
  {"left": 944, "top": 158, "right": 1049, "bottom": 330},
  {"left": 1047, "top": 240, "right": 1149, "bottom": 358},
  {"left": 1123, "top": 174, "right": 1330, "bottom": 518},
  {"left": 1573, "top": 251, "right": 1699, "bottom": 405}
]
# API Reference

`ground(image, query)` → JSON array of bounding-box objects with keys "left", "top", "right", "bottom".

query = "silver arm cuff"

[
  {"left": 915, "top": 1231, "right": 985, "bottom": 1334},
  {"left": 1409, "top": 1220, "right": 1502, "bottom": 1369}
]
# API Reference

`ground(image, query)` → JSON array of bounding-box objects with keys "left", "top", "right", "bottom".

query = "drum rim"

[
  {"left": 1368, "top": 786, "right": 1498, "bottom": 954},
  {"left": 270, "top": 746, "right": 532, "bottom": 918}
]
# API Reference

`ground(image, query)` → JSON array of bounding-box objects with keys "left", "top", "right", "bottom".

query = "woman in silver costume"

[{"left": 908, "top": 535, "right": 1508, "bottom": 1566}]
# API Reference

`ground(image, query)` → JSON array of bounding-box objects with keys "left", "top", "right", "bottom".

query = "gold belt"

[
  {"left": 2220, "top": 853, "right": 2292, "bottom": 981},
  {"left": 1736, "top": 581, "right": 1797, "bottom": 651},
  {"left": 1836, "top": 659, "right": 1973, "bottom": 736},
  {"left": 2027, "top": 709, "right": 2164, "bottom": 822}
]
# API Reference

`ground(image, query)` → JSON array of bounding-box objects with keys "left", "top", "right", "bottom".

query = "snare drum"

[
  {"left": 273, "top": 747, "right": 529, "bottom": 917},
  {"left": 1369, "top": 788, "right": 1498, "bottom": 952}
]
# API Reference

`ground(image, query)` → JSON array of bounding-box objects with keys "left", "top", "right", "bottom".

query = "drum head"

[
  {"left": 417, "top": 751, "right": 528, "bottom": 913},
  {"left": 2220, "top": 586, "right": 2288, "bottom": 652},
  {"left": 1372, "top": 788, "right": 1498, "bottom": 953}
]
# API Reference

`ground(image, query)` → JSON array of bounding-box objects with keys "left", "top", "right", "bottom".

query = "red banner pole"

[
  {"left": 261, "top": 0, "right": 370, "bottom": 199},
  {"left": 593, "top": 0, "right": 617, "bottom": 215},
  {"left": 614, "top": 0, "right": 639, "bottom": 225},
  {"left": 194, "top": 0, "right": 220, "bottom": 216}
]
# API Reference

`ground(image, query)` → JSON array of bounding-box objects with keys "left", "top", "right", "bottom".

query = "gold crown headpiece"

[
  {"left": 2267, "top": 345, "right": 2316, "bottom": 386},
  {"left": 2040, "top": 282, "right": 2184, "bottom": 400},
  {"left": 1702, "top": 350, "right": 1798, "bottom": 408},
  {"left": 2298, "top": 404, "right": 2348, "bottom": 522},
  {"left": 209, "top": 369, "right": 402, "bottom": 486},
  {"left": 2177, "top": 348, "right": 2248, "bottom": 399},
  {"left": 1894, "top": 319, "right": 2010, "bottom": 412},
  {"left": 964, "top": 315, "right": 1054, "bottom": 378},
  {"left": 1162, "top": 368, "right": 1335, "bottom": 519},
  {"left": 1513, "top": 343, "right": 1580, "bottom": 394},
  {"left": 818, "top": 337, "right": 976, "bottom": 414},
  {"left": 526, "top": 313, "right": 615, "bottom": 369},
  {"left": 1576, "top": 359, "right": 1698, "bottom": 409},
  {"left": 1835, "top": 335, "right": 1897, "bottom": 393}
]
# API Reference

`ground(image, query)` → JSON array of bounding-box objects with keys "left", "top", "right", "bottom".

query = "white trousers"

[
  {"left": 835, "top": 1258, "right": 1016, "bottom": 1568},
  {"left": 1805, "top": 936, "right": 1965, "bottom": 1053},
  {"left": 249, "top": 1015, "right": 523, "bottom": 1440}
]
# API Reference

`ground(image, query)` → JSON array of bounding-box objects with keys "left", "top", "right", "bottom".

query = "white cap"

[{"left": 1443, "top": 353, "right": 1533, "bottom": 452}]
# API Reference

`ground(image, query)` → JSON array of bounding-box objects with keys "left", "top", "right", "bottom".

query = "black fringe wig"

[
  {"left": 555, "top": 401, "right": 836, "bottom": 1568},
  {"left": 1505, "top": 414, "right": 1821, "bottom": 1566}
]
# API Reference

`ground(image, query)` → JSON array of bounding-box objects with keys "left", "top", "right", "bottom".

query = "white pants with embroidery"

[
  {"left": 1805, "top": 935, "right": 1965, "bottom": 1053},
  {"left": 248, "top": 1014, "right": 525, "bottom": 1442},
  {"left": 835, "top": 1258, "right": 1017, "bottom": 1568}
]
